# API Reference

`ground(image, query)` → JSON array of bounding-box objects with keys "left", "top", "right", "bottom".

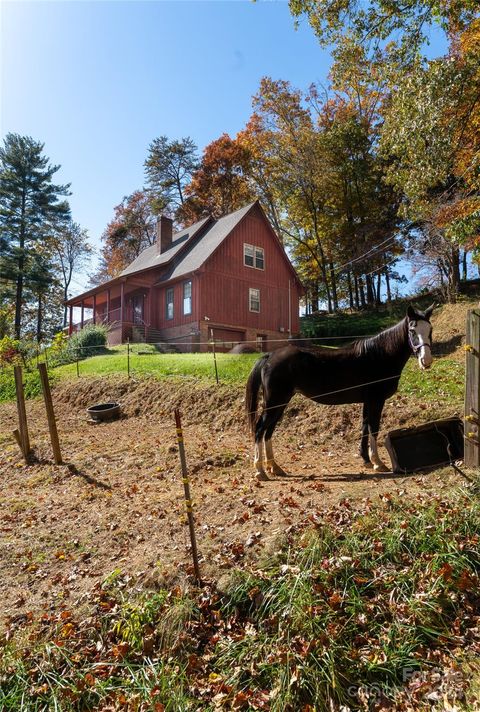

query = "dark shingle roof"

[
  {"left": 155, "top": 203, "right": 255, "bottom": 283},
  {"left": 119, "top": 216, "right": 211, "bottom": 277}
]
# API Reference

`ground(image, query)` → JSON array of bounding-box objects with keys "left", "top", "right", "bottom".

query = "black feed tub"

[{"left": 87, "top": 402, "right": 121, "bottom": 422}]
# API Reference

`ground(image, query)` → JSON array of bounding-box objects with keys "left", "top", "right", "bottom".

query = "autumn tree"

[
  {"left": 288, "top": 0, "right": 479, "bottom": 302},
  {"left": 178, "top": 134, "right": 254, "bottom": 224},
  {"left": 379, "top": 19, "right": 480, "bottom": 299},
  {"left": 289, "top": 0, "right": 478, "bottom": 66},
  {"left": 239, "top": 77, "right": 401, "bottom": 311},
  {"left": 91, "top": 190, "right": 155, "bottom": 283},
  {"left": 51, "top": 220, "right": 92, "bottom": 326}
]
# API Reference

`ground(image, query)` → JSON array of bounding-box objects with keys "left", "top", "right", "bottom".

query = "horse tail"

[{"left": 246, "top": 354, "right": 269, "bottom": 434}]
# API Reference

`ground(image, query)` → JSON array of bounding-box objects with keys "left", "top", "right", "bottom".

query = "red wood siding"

[
  {"left": 151, "top": 278, "right": 199, "bottom": 331},
  {"left": 200, "top": 209, "right": 300, "bottom": 334}
]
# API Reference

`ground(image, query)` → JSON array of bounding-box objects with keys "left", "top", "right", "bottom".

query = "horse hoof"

[
  {"left": 270, "top": 466, "right": 288, "bottom": 477},
  {"left": 373, "top": 462, "right": 389, "bottom": 473},
  {"left": 255, "top": 471, "right": 270, "bottom": 481}
]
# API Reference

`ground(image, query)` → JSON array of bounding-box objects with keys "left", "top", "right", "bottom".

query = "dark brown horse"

[{"left": 246, "top": 305, "right": 434, "bottom": 479}]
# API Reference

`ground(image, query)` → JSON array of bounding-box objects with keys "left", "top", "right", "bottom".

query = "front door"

[{"left": 132, "top": 294, "right": 144, "bottom": 324}]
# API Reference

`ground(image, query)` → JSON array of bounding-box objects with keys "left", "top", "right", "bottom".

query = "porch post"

[
  {"left": 68, "top": 305, "right": 73, "bottom": 336},
  {"left": 106, "top": 289, "right": 111, "bottom": 323},
  {"left": 92, "top": 294, "right": 96, "bottom": 325},
  {"left": 80, "top": 300, "right": 84, "bottom": 329},
  {"left": 120, "top": 282, "right": 125, "bottom": 323},
  {"left": 144, "top": 292, "right": 148, "bottom": 341}
]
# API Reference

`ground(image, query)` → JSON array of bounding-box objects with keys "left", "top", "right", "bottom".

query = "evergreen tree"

[
  {"left": 144, "top": 136, "right": 198, "bottom": 217},
  {"left": 0, "top": 133, "right": 70, "bottom": 338}
]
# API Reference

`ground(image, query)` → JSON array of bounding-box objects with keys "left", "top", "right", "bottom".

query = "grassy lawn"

[
  {"left": 53, "top": 347, "right": 261, "bottom": 383},
  {"left": 54, "top": 347, "right": 464, "bottom": 409},
  {"left": 0, "top": 346, "right": 464, "bottom": 410}
]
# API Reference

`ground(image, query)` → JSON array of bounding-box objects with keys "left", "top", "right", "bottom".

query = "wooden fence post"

[
  {"left": 13, "top": 365, "right": 31, "bottom": 462},
  {"left": 464, "top": 309, "right": 480, "bottom": 468},
  {"left": 38, "top": 363, "right": 62, "bottom": 465},
  {"left": 174, "top": 409, "right": 202, "bottom": 586},
  {"left": 210, "top": 328, "right": 219, "bottom": 385}
]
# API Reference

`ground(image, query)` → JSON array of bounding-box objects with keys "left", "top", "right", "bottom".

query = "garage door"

[{"left": 210, "top": 328, "right": 245, "bottom": 352}]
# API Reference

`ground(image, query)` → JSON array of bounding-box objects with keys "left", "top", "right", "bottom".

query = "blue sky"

[{"left": 1, "top": 1, "right": 447, "bottom": 295}]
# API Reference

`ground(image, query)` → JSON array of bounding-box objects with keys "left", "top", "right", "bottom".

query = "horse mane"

[{"left": 350, "top": 317, "right": 409, "bottom": 358}]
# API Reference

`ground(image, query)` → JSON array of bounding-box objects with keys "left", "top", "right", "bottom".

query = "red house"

[{"left": 66, "top": 202, "right": 303, "bottom": 351}]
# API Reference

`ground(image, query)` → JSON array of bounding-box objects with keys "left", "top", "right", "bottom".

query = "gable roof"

[
  {"left": 155, "top": 202, "right": 257, "bottom": 284},
  {"left": 66, "top": 202, "right": 300, "bottom": 305},
  {"left": 118, "top": 215, "right": 212, "bottom": 278}
]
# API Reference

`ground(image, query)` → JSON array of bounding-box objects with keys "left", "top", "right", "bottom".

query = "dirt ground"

[
  {"left": 2, "top": 299, "right": 473, "bottom": 629},
  {"left": 0, "top": 367, "right": 463, "bottom": 631}
]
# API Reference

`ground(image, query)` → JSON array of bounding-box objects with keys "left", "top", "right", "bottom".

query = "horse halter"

[
  {"left": 408, "top": 319, "right": 432, "bottom": 367},
  {"left": 408, "top": 328, "right": 430, "bottom": 355}
]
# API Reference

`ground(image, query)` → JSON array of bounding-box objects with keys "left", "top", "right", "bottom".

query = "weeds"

[{"left": 2, "top": 480, "right": 479, "bottom": 710}]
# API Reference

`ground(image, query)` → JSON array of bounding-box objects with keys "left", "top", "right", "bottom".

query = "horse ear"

[
  {"left": 407, "top": 305, "right": 416, "bottom": 320},
  {"left": 424, "top": 303, "right": 435, "bottom": 319}
]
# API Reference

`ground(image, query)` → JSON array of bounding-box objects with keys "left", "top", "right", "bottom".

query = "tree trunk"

[
  {"left": 63, "top": 286, "right": 69, "bottom": 327},
  {"left": 448, "top": 246, "right": 460, "bottom": 303},
  {"left": 358, "top": 278, "right": 366, "bottom": 309},
  {"left": 329, "top": 262, "right": 338, "bottom": 312},
  {"left": 37, "top": 292, "right": 43, "bottom": 343},
  {"left": 354, "top": 274, "right": 360, "bottom": 310},
  {"left": 347, "top": 270, "right": 354, "bottom": 310},
  {"left": 365, "top": 274, "right": 375, "bottom": 305},
  {"left": 15, "top": 190, "right": 27, "bottom": 339},
  {"left": 376, "top": 273, "right": 382, "bottom": 305},
  {"left": 462, "top": 250, "right": 468, "bottom": 281},
  {"left": 385, "top": 269, "right": 392, "bottom": 302}
]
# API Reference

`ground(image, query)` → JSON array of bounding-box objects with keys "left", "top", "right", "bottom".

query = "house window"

[
  {"left": 254, "top": 246, "right": 264, "bottom": 270},
  {"left": 183, "top": 280, "right": 192, "bottom": 315},
  {"left": 244, "top": 243, "right": 254, "bottom": 267},
  {"left": 249, "top": 288, "right": 260, "bottom": 313},
  {"left": 166, "top": 288, "right": 174, "bottom": 320},
  {"left": 244, "top": 243, "right": 265, "bottom": 270}
]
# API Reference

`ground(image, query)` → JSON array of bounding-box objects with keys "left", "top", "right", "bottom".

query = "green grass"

[
  {"left": 2, "top": 481, "right": 479, "bottom": 710},
  {"left": 53, "top": 347, "right": 261, "bottom": 383},
  {"left": 0, "top": 345, "right": 464, "bottom": 415},
  {"left": 400, "top": 357, "right": 464, "bottom": 408},
  {"left": 0, "top": 364, "right": 53, "bottom": 403},
  {"left": 300, "top": 294, "right": 442, "bottom": 340}
]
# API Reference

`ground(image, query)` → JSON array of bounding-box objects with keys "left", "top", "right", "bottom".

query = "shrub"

[
  {"left": 0, "top": 336, "right": 23, "bottom": 366},
  {"left": 67, "top": 324, "right": 108, "bottom": 359}
]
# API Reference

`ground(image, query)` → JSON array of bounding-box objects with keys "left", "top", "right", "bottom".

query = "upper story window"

[
  {"left": 183, "top": 280, "right": 192, "bottom": 315},
  {"left": 166, "top": 287, "right": 174, "bottom": 320},
  {"left": 244, "top": 243, "right": 265, "bottom": 270},
  {"left": 249, "top": 288, "right": 260, "bottom": 313}
]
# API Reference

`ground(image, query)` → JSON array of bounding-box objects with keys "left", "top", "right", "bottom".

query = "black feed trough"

[
  {"left": 87, "top": 402, "right": 121, "bottom": 422},
  {"left": 385, "top": 417, "right": 464, "bottom": 474}
]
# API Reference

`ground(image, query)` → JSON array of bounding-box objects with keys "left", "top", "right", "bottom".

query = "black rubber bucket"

[{"left": 87, "top": 402, "right": 121, "bottom": 422}]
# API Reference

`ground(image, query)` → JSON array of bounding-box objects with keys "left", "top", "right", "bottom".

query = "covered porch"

[{"left": 65, "top": 277, "right": 156, "bottom": 345}]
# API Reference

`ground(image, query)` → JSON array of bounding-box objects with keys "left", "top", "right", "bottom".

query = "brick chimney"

[{"left": 156, "top": 215, "right": 173, "bottom": 254}]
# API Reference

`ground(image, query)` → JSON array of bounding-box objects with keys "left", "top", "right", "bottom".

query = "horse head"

[{"left": 407, "top": 304, "right": 434, "bottom": 370}]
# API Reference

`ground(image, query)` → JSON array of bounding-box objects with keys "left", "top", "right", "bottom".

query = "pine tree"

[{"left": 0, "top": 133, "right": 70, "bottom": 338}]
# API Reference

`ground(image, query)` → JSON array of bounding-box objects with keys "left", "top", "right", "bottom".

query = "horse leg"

[
  {"left": 367, "top": 399, "right": 389, "bottom": 472},
  {"left": 253, "top": 431, "right": 267, "bottom": 480},
  {"left": 265, "top": 437, "right": 288, "bottom": 476},
  {"left": 253, "top": 393, "right": 291, "bottom": 479},
  {"left": 262, "top": 394, "right": 291, "bottom": 476},
  {"left": 359, "top": 402, "right": 370, "bottom": 465}
]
